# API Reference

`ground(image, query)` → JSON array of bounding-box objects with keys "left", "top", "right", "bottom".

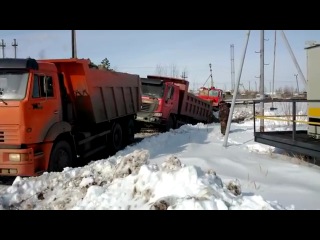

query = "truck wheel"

[
  {"left": 48, "top": 141, "right": 74, "bottom": 172},
  {"left": 166, "top": 115, "right": 175, "bottom": 131},
  {"left": 111, "top": 123, "right": 123, "bottom": 153},
  {"left": 126, "top": 119, "right": 135, "bottom": 144}
]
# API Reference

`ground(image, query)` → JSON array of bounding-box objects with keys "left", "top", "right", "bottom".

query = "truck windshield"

[
  {"left": 0, "top": 71, "right": 29, "bottom": 100},
  {"left": 141, "top": 83, "right": 164, "bottom": 98},
  {"left": 209, "top": 90, "right": 219, "bottom": 97}
]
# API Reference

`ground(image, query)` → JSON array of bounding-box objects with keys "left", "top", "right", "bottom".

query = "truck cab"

[
  {"left": 197, "top": 86, "right": 223, "bottom": 111},
  {"left": 136, "top": 77, "right": 179, "bottom": 130},
  {"left": 136, "top": 75, "right": 213, "bottom": 131},
  {"left": 0, "top": 58, "right": 64, "bottom": 176}
]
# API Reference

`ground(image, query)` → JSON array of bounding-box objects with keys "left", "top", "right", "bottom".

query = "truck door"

[
  {"left": 163, "top": 84, "right": 176, "bottom": 116},
  {"left": 27, "top": 73, "right": 61, "bottom": 142}
]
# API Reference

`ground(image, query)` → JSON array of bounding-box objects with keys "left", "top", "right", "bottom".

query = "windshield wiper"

[{"left": 0, "top": 98, "right": 8, "bottom": 105}]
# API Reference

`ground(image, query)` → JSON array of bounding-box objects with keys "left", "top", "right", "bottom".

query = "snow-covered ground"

[{"left": 0, "top": 102, "right": 319, "bottom": 210}]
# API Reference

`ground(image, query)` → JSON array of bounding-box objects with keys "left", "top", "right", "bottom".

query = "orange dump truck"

[{"left": 0, "top": 58, "right": 141, "bottom": 177}]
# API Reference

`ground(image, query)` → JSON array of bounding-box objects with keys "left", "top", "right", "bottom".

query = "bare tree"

[
  {"left": 155, "top": 64, "right": 180, "bottom": 78},
  {"left": 275, "top": 87, "right": 283, "bottom": 94},
  {"left": 282, "top": 86, "right": 295, "bottom": 98},
  {"left": 155, "top": 64, "right": 167, "bottom": 76},
  {"left": 170, "top": 64, "right": 180, "bottom": 78}
]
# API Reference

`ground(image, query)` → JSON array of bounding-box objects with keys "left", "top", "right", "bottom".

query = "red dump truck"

[
  {"left": 136, "top": 75, "right": 213, "bottom": 131},
  {"left": 0, "top": 58, "right": 141, "bottom": 177}
]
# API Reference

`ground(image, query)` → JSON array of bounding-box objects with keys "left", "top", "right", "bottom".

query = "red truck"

[
  {"left": 136, "top": 75, "right": 213, "bottom": 131},
  {"left": 0, "top": 58, "right": 141, "bottom": 177},
  {"left": 197, "top": 86, "right": 224, "bottom": 112}
]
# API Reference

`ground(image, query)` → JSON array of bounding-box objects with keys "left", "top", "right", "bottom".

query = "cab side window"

[
  {"left": 32, "top": 75, "right": 54, "bottom": 98},
  {"left": 167, "top": 85, "right": 174, "bottom": 99},
  {"left": 170, "top": 86, "right": 174, "bottom": 99}
]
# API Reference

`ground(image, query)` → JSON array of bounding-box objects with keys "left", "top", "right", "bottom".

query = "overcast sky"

[{"left": 0, "top": 30, "right": 319, "bottom": 91}]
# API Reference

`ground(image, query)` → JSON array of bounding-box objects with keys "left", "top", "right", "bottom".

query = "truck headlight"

[
  {"left": 9, "top": 153, "right": 29, "bottom": 162},
  {"left": 153, "top": 112, "right": 162, "bottom": 117}
]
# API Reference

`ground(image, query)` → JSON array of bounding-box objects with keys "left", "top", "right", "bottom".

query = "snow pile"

[
  {"left": 0, "top": 150, "right": 287, "bottom": 210},
  {"left": 233, "top": 108, "right": 253, "bottom": 122},
  {"left": 246, "top": 144, "right": 274, "bottom": 154}
]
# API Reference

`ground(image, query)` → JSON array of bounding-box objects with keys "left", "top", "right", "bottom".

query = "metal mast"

[
  {"left": 209, "top": 63, "right": 213, "bottom": 87},
  {"left": 230, "top": 44, "right": 235, "bottom": 91}
]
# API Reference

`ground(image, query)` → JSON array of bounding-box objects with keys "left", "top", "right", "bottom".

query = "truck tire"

[
  {"left": 126, "top": 119, "right": 135, "bottom": 144},
  {"left": 165, "top": 115, "right": 175, "bottom": 132},
  {"left": 48, "top": 140, "right": 74, "bottom": 172},
  {"left": 111, "top": 123, "right": 123, "bottom": 153}
]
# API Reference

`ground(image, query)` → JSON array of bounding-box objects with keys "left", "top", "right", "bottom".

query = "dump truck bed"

[
  {"left": 39, "top": 59, "right": 141, "bottom": 124},
  {"left": 179, "top": 91, "right": 213, "bottom": 122},
  {"left": 146, "top": 75, "right": 213, "bottom": 122}
]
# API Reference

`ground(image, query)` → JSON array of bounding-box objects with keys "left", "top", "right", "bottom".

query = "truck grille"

[
  {"left": 141, "top": 102, "right": 152, "bottom": 111},
  {"left": 141, "top": 101, "right": 158, "bottom": 112},
  {"left": 0, "top": 125, "right": 20, "bottom": 144}
]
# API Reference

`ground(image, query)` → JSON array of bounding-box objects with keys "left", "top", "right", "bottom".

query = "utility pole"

[
  {"left": 294, "top": 74, "right": 299, "bottom": 93},
  {"left": 209, "top": 63, "right": 213, "bottom": 87},
  {"left": 230, "top": 44, "right": 235, "bottom": 92},
  {"left": 272, "top": 30, "right": 277, "bottom": 96},
  {"left": 193, "top": 80, "right": 195, "bottom": 93},
  {"left": 72, "top": 30, "right": 77, "bottom": 58},
  {"left": 270, "top": 30, "right": 277, "bottom": 111},
  {"left": 259, "top": 30, "right": 265, "bottom": 132},
  {"left": 181, "top": 71, "right": 188, "bottom": 80},
  {"left": 249, "top": 81, "right": 251, "bottom": 91},
  {"left": 223, "top": 30, "right": 251, "bottom": 147},
  {"left": 0, "top": 39, "right": 6, "bottom": 58},
  {"left": 12, "top": 39, "right": 18, "bottom": 58},
  {"left": 269, "top": 81, "right": 271, "bottom": 93}
]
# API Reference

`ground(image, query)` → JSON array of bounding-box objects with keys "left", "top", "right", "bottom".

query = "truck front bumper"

[{"left": 136, "top": 113, "right": 166, "bottom": 125}]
